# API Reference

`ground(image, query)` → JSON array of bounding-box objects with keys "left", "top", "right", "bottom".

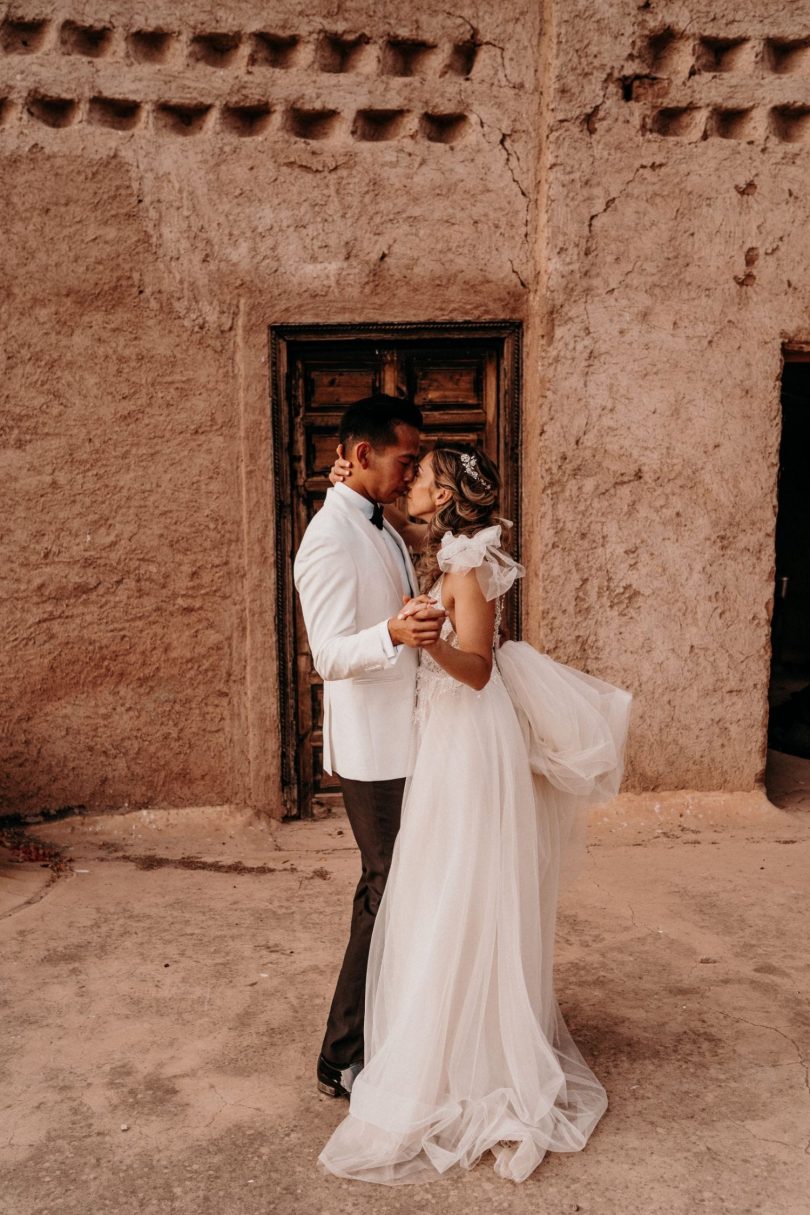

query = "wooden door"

[{"left": 271, "top": 323, "right": 521, "bottom": 818}]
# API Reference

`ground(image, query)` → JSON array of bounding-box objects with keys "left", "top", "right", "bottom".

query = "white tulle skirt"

[{"left": 319, "top": 640, "right": 632, "bottom": 1185}]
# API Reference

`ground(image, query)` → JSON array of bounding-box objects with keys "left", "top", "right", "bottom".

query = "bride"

[{"left": 319, "top": 443, "right": 632, "bottom": 1185}]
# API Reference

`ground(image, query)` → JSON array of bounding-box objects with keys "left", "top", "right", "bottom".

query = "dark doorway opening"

[
  {"left": 766, "top": 353, "right": 810, "bottom": 808},
  {"left": 270, "top": 322, "right": 522, "bottom": 819}
]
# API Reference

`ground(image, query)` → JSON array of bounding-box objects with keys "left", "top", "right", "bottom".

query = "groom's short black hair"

[{"left": 339, "top": 395, "right": 423, "bottom": 450}]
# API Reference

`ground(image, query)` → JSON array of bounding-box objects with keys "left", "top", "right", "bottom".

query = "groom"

[{"left": 293, "top": 394, "right": 445, "bottom": 1099}]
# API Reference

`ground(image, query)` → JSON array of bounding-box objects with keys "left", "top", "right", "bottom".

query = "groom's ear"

[{"left": 355, "top": 440, "right": 372, "bottom": 468}]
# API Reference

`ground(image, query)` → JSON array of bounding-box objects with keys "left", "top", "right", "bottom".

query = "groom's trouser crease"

[{"left": 321, "top": 774, "right": 405, "bottom": 1069}]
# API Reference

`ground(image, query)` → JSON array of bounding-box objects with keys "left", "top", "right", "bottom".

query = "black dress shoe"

[{"left": 317, "top": 1053, "right": 363, "bottom": 1098}]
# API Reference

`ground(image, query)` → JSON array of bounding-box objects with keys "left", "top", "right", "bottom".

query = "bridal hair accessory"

[{"left": 460, "top": 451, "right": 488, "bottom": 486}]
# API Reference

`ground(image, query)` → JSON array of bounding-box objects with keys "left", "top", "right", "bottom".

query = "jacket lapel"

[{"left": 324, "top": 490, "right": 406, "bottom": 602}]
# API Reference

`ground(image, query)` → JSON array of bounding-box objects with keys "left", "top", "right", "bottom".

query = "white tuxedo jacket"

[{"left": 293, "top": 488, "right": 419, "bottom": 782}]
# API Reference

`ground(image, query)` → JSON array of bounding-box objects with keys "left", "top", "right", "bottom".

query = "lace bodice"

[
  {"left": 414, "top": 582, "right": 505, "bottom": 723},
  {"left": 413, "top": 525, "right": 523, "bottom": 728}
]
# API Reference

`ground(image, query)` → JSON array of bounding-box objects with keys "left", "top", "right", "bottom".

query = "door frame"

[{"left": 269, "top": 320, "right": 523, "bottom": 818}]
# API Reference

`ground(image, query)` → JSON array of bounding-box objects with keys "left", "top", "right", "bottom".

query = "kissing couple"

[{"left": 293, "top": 394, "right": 632, "bottom": 1185}]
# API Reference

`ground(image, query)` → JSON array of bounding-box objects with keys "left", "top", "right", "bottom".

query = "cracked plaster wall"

[{"left": 526, "top": 0, "right": 810, "bottom": 790}]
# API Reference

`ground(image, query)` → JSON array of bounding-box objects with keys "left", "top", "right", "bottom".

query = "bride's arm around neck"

[
  {"left": 382, "top": 500, "right": 428, "bottom": 551},
  {"left": 425, "top": 570, "right": 495, "bottom": 691}
]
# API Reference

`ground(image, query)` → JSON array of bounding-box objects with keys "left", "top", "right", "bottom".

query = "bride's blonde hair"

[{"left": 417, "top": 444, "right": 501, "bottom": 591}]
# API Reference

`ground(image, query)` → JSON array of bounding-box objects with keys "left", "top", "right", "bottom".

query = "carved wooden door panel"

[{"left": 271, "top": 323, "right": 521, "bottom": 818}]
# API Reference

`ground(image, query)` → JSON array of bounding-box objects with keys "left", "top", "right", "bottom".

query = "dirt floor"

[{"left": 2, "top": 771, "right": 810, "bottom": 1215}]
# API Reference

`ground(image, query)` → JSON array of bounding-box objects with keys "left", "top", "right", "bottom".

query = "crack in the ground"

[
  {"left": 721, "top": 1010, "right": 810, "bottom": 1153},
  {"left": 206, "top": 1082, "right": 266, "bottom": 1125},
  {"left": 625, "top": 901, "right": 663, "bottom": 937},
  {"left": 731, "top": 1118, "right": 797, "bottom": 1153},
  {"left": 2, "top": 1110, "right": 21, "bottom": 1151}
]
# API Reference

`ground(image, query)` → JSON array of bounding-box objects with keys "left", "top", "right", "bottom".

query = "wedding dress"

[{"left": 319, "top": 524, "right": 632, "bottom": 1185}]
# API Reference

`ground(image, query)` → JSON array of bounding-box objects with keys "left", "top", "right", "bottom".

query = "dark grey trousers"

[{"left": 320, "top": 773, "right": 406, "bottom": 1068}]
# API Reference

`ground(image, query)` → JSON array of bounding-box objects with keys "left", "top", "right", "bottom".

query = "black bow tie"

[{"left": 370, "top": 503, "right": 384, "bottom": 530}]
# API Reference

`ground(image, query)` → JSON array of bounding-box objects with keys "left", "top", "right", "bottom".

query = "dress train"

[{"left": 319, "top": 527, "right": 631, "bottom": 1184}]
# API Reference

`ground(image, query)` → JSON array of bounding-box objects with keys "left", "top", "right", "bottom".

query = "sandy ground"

[{"left": 2, "top": 775, "right": 809, "bottom": 1215}]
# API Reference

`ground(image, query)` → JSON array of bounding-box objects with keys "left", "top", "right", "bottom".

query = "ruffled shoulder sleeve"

[{"left": 437, "top": 521, "right": 525, "bottom": 601}]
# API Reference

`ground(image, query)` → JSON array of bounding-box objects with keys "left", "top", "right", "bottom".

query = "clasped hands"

[{"left": 388, "top": 595, "right": 446, "bottom": 649}]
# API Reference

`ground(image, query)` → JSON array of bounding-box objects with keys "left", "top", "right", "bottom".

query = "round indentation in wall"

[
  {"left": 26, "top": 94, "right": 79, "bottom": 128},
  {"left": 221, "top": 103, "right": 274, "bottom": 136},
  {"left": 127, "top": 29, "right": 176, "bottom": 64},
  {"left": 284, "top": 106, "right": 341, "bottom": 140},
  {"left": 0, "top": 16, "right": 49, "bottom": 54},
  {"left": 249, "top": 32, "right": 301, "bottom": 69},
  {"left": 420, "top": 112, "right": 469, "bottom": 144},
  {"left": 188, "top": 32, "right": 241, "bottom": 68},
  {"left": 59, "top": 20, "right": 113, "bottom": 58},
  {"left": 88, "top": 97, "right": 143, "bottom": 132},
  {"left": 154, "top": 101, "right": 213, "bottom": 136}
]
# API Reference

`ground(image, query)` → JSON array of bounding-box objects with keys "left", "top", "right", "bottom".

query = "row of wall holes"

[
  {"left": 2, "top": 94, "right": 470, "bottom": 142},
  {"left": 647, "top": 30, "right": 810, "bottom": 75},
  {"left": 651, "top": 105, "right": 810, "bottom": 142},
  {"left": 0, "top": 18, "right": 480, "bottom": 77}
]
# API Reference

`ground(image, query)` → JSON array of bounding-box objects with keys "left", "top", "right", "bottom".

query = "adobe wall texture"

[
  {"left": 527, "top": 0, "right": 810, "bottom": 790},
  {"left": 0, "top": 0, "right": 537, "bottom": 815},
  {"left": 1, "top": 0, "right": 807, "bottom": 814}
]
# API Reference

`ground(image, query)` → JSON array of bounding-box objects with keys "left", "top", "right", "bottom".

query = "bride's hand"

[
  {"left": 328, "top": 444, "right": 352, "bottom": 486},
  {"left": 397, "top": 594, "right": 445, "bottom": 622}
]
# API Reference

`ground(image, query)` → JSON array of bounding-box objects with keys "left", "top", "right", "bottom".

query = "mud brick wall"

[
  {"left": 3, "top": 0, "right": 808, "bottom": 813},
  {"left": 0, "top": 1, "right": 537, "bottom": 814},
  {"left": 523, "top": 0, "right": 810, "bottom": 790}
]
